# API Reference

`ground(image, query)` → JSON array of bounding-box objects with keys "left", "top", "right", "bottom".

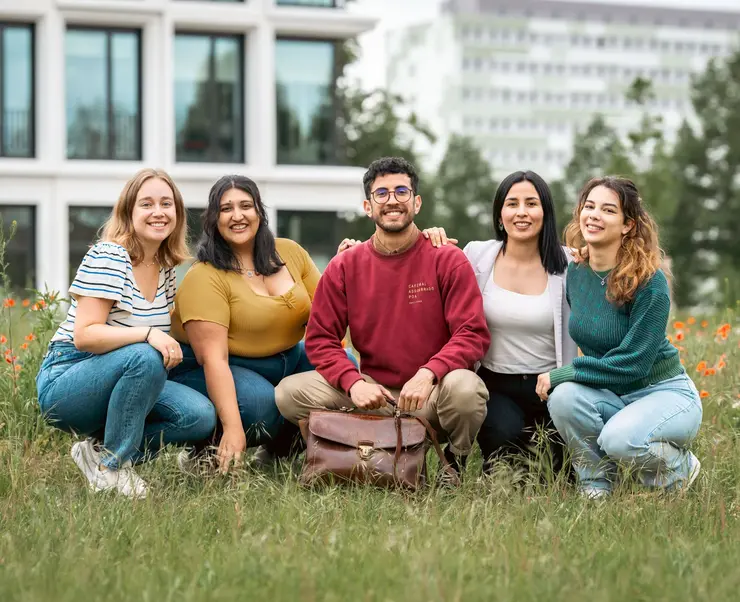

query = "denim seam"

[{"left": 642, "top": 401, "right": 700, "bottom": 459}]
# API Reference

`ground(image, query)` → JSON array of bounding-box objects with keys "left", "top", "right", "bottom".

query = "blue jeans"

[
  {"left": 169, "top": 341, "right": 358, "bottom": 446},
  {"left": 36, "top": 342, "right": 218, "bottom": 469},
  {"left": 547, "top": 373, "right": 702, "bottom": 492}
]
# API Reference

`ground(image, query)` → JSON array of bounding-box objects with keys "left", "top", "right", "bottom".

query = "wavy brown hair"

[
  {"left": 564, "top": 176, "right": 669, "bottom": 305},
  {"left": 100, "top": 168, "right": 189, "bottom": 268}
]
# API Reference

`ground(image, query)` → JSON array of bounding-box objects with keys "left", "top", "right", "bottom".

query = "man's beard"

[{"left": 373, "top": 208, "right": 415, "bottom": 233}]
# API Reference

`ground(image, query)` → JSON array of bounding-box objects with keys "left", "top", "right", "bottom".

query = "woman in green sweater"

[{"left": 535, "top": 176, "right": 702, "bottom": 498}]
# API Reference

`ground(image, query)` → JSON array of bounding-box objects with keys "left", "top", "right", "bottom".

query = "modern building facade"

[
  {"left": 0, "top": 0, "right": 374, "bottom": 296},
  {"left": 386, "top": 0, "right": 740, "bottom": 179}
]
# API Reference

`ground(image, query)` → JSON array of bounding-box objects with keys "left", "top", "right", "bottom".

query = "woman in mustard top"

[{"left": 169, "top": 175, "right": 356, "bottom": 473}]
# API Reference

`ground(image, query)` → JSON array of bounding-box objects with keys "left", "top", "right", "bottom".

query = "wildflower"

[
  {"left": 718, "top": 361, "right": 726, "bottom": 370},
  {"left": 708, "top": 368, "right": 717, "bottom": 376},
  {"left": 14, "top": 364, "right": 21, "bottom": 372},
  {"left": 701, "top": 320, "right": 709, "bottom": 328},
  {"left": 703, "top": 369, "right": 711, "bottom": 376},
  {"left": 24, "top": 333, "right": 35, "bottom": 342},
  {"left": 696, "top": 361, "right": 707, "bottom": 372},
  {"left": 680, "top": 358, "right": 685, "bottom": 365},
  {"left": 0, "top": 335, "right": 6, "bottom": 345},
  {"left": 667, "top": 335, "right": 674, "bottom": 343},
  {"left": 687, "top": 317, "right": 696, "bottom": 325},
  {"left": 3, "top": 298, "right": 15, "bottom": 308},
  {"left": 676, "top": 332, "right": 685, "bottom": 342},
  {"left": 673, "top": 321, "right": 685, "bottom": 330},
  {"left": 22, "top": 299, "right": 30, "bottom": 308},
  {"left": 5, "top": 357, "right": 11, "bottom": 364},
  {"left": 700, "top": 391, "right": 710, "bottom": 399},
  {"left": 20, "top": 343, "right": 27, "bottom": 350}
]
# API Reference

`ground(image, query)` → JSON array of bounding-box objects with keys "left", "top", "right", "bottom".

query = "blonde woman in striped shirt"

[{"left": 36, "top": 169, "right": 216, "bottom": 498}]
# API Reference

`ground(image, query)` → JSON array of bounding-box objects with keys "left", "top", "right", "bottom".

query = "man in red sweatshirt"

[{"left": 275, "top": 157, "right": 490, "bottom": 477}]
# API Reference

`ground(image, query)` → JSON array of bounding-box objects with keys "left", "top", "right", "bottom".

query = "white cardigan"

[{"left": 463, "top": 239, "right": 578, "bottom": 369}]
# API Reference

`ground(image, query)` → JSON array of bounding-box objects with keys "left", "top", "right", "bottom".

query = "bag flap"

[{"left": 307, "top": 411, "right": 426, "bottom": 449}]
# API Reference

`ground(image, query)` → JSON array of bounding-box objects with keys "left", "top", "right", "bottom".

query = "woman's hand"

[
  {"left": 337, "top": 238, "right": 362, "bottom": 254},
  {"left": 422, "top": 227, "right": 458, "bottom": 248},
  {"left": 536, "top": 373, "right": 552, "bottom": 401},
  {"left": 146, "top": 328, "right": 183, "bottom": 370},
  {"left": 217, "top": 427, "right": 247, "bottom": 474}
]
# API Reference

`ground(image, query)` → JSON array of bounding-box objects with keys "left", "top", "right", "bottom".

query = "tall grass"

[{"left": 0, "top": 221, "right": 738, "bottom": 601}]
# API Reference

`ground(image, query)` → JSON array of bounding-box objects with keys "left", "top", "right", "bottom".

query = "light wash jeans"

[
  {"left": 547, "top": 373, "right": 702, "bottom": 493},
  {"left": 168, "top": 341, "right": 358, "bottom": 446},
  {"left": 36, "top": 342, "right": 217, "bottom": 469}
]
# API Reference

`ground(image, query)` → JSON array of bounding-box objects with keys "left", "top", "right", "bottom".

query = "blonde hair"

[
  {"left": 564, "top": 176, "right": 669, "bottom": 305},
  {"left": 100, "top": 168, "right": 189, "bottom": 267}
]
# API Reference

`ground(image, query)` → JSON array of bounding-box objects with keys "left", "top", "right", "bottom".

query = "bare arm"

[{"left": 184, "top": 319, "right": 245, "bottom": 472}]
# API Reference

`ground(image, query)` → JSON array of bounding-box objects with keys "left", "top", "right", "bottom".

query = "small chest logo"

[{"left": 408, "top": 281, "right": 436, "bottom": 305}]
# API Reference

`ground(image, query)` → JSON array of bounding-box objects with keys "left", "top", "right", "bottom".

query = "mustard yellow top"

[{"left": 170, "top": 238, "right": 321, "bottom": 357}]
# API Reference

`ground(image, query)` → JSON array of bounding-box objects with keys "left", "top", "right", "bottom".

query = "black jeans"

[{"left": 476, "top": 366, "right": 567, "bottom": 475}]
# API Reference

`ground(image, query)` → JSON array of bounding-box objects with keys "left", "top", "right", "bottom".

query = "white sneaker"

[
  {"left": 684, "top": 453, "right": 701, "bottom": 491},
  {"left": 71, "top": 439, "right": 148, "bottom": 499},
  {"left": 579, "top": 486, "right": 610, "bottom": 500}
]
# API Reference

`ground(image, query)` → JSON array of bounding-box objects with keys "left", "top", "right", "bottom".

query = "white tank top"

[{"left": 481, "top": 273, "right": 557, "bottom": 375}]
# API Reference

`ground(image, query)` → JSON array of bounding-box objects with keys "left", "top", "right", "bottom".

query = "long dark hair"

[
  {"left": 196, "top": 175, "right": 284, "bottom": 275},
  {"left": 492, "top": 170, "right": 568, "bottom": 275}
]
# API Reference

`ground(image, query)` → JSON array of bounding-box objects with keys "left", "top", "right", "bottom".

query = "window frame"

[
  {"left": 0, "top": 204, "right": 37, "bottom": 292},
  {"left": 275, "top": 35, "right": 344, "bottom": 166},
  {"left": 65, "top": 25, "right": 143, "bottom": 161},
  {"left": 173, "top": 31, "right": 245, "bottom": 164},
  {"left": 0, "top": 22, "right": 36, "bottom": 159}
]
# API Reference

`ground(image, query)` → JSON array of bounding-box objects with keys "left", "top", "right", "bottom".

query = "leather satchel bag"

[{"left": 297, "top": 408, "right": 459, "bottom": 491}]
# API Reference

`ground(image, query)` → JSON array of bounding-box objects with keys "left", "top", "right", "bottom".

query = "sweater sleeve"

[
  {"left": 549, "top": 276, "right": 671, "bottom": 389},
  {"left": 422, "top": 259, "right": 491, "bottom": 381},
  {"left": 304, "top": 259, "right": 364, "bottom": 394}
]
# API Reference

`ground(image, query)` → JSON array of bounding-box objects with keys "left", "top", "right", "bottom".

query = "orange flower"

[
  {"left": 708, "top": 368, "right": 717, "bottom": 376},
  {"left": 676, "top": 332, "right": 685, "bottom": 341},
  {"left": 20, "top": 343, "right": 28, "bottom": 350},
  {"left": 22, "top": 299, "right": 30, "bottom": 308},
  {"left": 700, "top": 390, "right": 710, "bottom": 399},
  {"left": 0, "top": 335, "right": 6, "bottom": 345},
  {"left": 5, "top": 357, "right": 12, "bottom": 364},
  {"left": 701, "top": 320, "right": 709, "bottom": 328},
  {"left": 718, "top": 361, "right": 726, "bottom": 370},
  {"left": 687, "top": 317, "right": 696, "bottom": 325},
  {"left": 14, "top": 364, "right": 21, "bottom": 372},
  {"left": 673, "top": 321, "right": 685, "bottom": 330},
  {"left": 3, "top": 298, "right": 15, "bottom": 308},
  {"left": 24, "top": 333, "right": 35, "bottom": 342},
  {"left": 696, "top": 361, "right": 707, "bottom": 372},
  {"left": 667, "top": 335, "right": 674, "bottom": 343},
  {"left": 704, "top": 369, "right": 712, "bottom": 377},
  {"left": 680, "top": 358, "right": 685, "bottom": 365}
]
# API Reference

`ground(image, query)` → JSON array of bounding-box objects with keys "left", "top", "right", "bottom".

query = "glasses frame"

[{"left": 370, "top": 186, "right": 414, "bottom": 204}]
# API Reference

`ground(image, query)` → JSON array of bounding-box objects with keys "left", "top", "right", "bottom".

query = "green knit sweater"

[{"left": 549, "top": 263, "right": 683, "bottom": 395}]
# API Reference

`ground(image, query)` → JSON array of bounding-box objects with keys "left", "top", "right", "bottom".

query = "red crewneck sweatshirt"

[{"left": 305, "top": 235, "right": 490, "bottom": 393}]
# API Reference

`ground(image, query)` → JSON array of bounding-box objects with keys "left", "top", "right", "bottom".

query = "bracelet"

[{"left": 144, "top": 326, "right": 153, "bottom": 343}]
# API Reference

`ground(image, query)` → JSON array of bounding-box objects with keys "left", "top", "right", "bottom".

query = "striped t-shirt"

[{"left": 51, "top": 242, "right": 177, "bottom": 343}]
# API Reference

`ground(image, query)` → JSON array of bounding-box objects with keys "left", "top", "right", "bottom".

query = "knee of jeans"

[
  {"left": 192, "top": 404, "right": 218, "bottom": 441},
  {"left": 126, "top": 343, "right": 168, "bottom": 380},
  {"left": 598, "top": 422, "right": 646, "bottom": 463},
  {"left": 547, "top": 382, "right": 585, "bottom": 425},
  {"left": 439, "top": 370, "right": 488, "bottom": 417}
]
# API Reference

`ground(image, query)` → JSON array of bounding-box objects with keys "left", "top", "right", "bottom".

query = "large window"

[
  {"left": 277, "top": 210, "right": 339, "bottom": 271},
  {"left": 174, "top": 33, "right": 244, "bottom": 163},
  {"left": 0, "top": 206, "right": 36, "bottom": 294},
  {"left": 276, "top": 38, "right": 343, "bottom": 165},
  {"left": 0, "top": 24, "right": 34, "bottom": 158},
  {"left": 66, "top": 28, "right": 141, "bottom": 160}
]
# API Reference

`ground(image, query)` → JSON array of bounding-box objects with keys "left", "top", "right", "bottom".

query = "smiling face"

[
  {"left": 217, "top": 187, "right": 260, "bottom": 249},
  {"left": 131, "top": 177, "right": 177, "bottom": 247},
  {"left": 363, "top": 173, "right": 421, "bottom": 234},
  {"left": 500, "top": 180, "right": 544, "bottom": 244},
  {"left": 579, "top": 185, "right": 634, "bottom": 248}
]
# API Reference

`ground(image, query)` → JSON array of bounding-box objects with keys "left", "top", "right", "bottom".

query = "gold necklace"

[{"left": 142, "top": 258, "right": 159, "bottom": 268}]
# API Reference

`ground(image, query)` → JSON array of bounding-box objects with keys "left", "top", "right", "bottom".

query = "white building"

[
  {"left": 0, "top": 0, "right": 375, "bottom": 297},
  {"left": 385, "top": 0, "right": 740, "bottom": 179}
]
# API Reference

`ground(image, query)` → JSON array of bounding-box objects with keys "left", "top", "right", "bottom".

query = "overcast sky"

[{"left": 346, "top": 0, "right": 740, "bottom": 90}]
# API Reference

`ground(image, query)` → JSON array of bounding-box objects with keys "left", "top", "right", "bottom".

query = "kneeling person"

[{"left": 275, "top": 157, "right": 490, "bottom": 478}]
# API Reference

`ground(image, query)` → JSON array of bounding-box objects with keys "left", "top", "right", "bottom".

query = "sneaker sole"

[
  {"left": 685, "top": 456, "right": 701, "bottom": 490},
  {"left": 70, "top": 441, "right": 108, "bottom": 493}
]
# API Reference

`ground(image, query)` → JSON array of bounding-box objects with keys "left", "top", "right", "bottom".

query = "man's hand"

[
  {"left": 536, "top": 373, "right": 552, "bottom": 401},
  {"left": 398, "top": 368, "right": 436, "bottom": 412},
  {"left": 349, "top": 380, "right": 394, "bottom": 410}
]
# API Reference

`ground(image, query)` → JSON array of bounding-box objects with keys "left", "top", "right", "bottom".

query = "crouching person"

[
  {"left": 275, "top": 157, "right": 490, "bottom": 481},
  {"left": 36, "top": 169, "right": 217, "bottom": 499}
]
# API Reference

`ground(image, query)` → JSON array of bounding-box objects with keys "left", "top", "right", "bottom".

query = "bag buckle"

[{"left": 358, "top": 442, "right": 374, "bottom": 460}]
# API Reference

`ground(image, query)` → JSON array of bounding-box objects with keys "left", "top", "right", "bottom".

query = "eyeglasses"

[{"left": 370, "top": 186, "right": 413, "bottom": 204}]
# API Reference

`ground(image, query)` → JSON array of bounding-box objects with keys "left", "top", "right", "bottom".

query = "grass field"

[{"left": 1, "top": 289, "right": 739, "bottom": 602}]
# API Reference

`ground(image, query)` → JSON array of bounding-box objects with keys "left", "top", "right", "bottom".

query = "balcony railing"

[{"left": 1, "top": 110, "right": 33, "bottom": 158}]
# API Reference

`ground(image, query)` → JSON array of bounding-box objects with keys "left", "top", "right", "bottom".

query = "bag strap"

[{"left": 387, "top": 399, "right": 461, "bottom": 487}]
